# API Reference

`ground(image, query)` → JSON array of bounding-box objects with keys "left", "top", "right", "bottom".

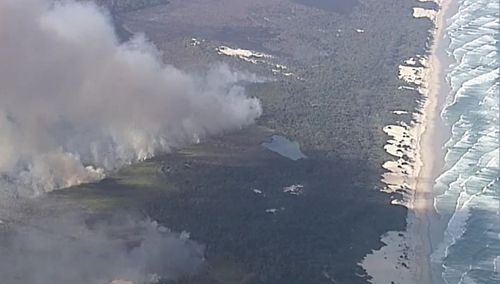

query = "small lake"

[
  {"left": 293, "top": 0, "right": 360, "bottom": 14},
  {"left": 262, "top": 135, "right": 307, "bottom": 161}
]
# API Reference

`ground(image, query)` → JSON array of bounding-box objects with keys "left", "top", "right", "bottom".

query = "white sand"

[
  {"left": 190, "top": 38, "right": 201, "bottom": 46},
  {"left": 252, "top": 188, "right": 263, "bottom": 195},
  {"left": 392, "top": 110, "right": 409, "bottom": 115},
  {"left": 216, "top": 46, "right": 272, "bottom": 64},
  {"left": 361, "top": 231, "right": 414, "bottom": 283},
  {"left": 413, "top": 7, "right": 437, "bottom": 21},
  {"left": 110, "top": 280, "right": 133, "bottom": 284},
  {"left": 361, "top": 0, "right": 451, "bottom": 283},
  {"left": 283, "top": 184, "right": 304, "bottom": 195},
  {"left": 405, "top": 57, "right": 418, "bottom": 66},
  {"left": 399, "top": 64, "right": 429, "bottom": 87},
  {"left": 217, "top": 46, "right": 296, "bottom": 78}
]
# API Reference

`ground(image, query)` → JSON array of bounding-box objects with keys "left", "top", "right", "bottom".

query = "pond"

[
  {"left": 262, "top": 135, "right": 307, "bottom": 161},
  {"left": 293, "top": 0, "right": 360, "bottom": 14}
]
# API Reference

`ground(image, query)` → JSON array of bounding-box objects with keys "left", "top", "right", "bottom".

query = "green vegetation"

[{"left": 57, "top": 0, "right": 437, "bottom": 283}]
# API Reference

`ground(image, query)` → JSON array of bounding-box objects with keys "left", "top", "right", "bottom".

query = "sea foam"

[{"left": 430, "top": 0, "right": 500, "bottom": 283}]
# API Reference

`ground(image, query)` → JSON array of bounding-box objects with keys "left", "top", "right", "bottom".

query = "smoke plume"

[
  {"left": 0, "top": 0, "right": 262, "bottom": 196},
  {"left": 0, "top": 201, "right": 205, "bottom": 284},
  {"left": 0, "top": 0, "right": 262, "bottom": 282}
]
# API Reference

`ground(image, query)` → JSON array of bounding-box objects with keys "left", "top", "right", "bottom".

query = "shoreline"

[
  {"left": 361, "top": 0, "right": 454, "bottom": 283},
  {"left": 410, "top": 0, "right": 453, "bottom": 281},
  {"left": 422, "top": 1, "right": 462, "bottom": 283}
]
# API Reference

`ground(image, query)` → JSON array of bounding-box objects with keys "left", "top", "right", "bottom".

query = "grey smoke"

[
  {"left": 0, "top": 201, "right": 205, "bottom": 284},
  {"left": 0, "top": 0, "right": 262, "bottom": 282},
  {"left": 0, "top": 0, "right": 262, "bottom": 196}
]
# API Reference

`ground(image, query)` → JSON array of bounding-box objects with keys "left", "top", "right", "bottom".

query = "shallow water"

[
  {"left": 293, "top": 0, "right": 359, "bottom": 14},
  {"left": 430, "top": 0, "right": 500, "bottom": 283},
  {"left": 262, "top": 135, "right": 307, "bottom": 161}
]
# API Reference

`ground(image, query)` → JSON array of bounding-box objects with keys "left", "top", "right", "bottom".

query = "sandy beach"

[
  {"left": 361, "top": 0, "right": 454, "bottom": 283},
  {"left": 409, "top": 0, "right": 453, "bottom": 282}
]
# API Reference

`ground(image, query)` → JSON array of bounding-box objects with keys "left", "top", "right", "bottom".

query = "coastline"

[
  {"left": 428, "top": 0, "right": 499, "bottom": 282},
  {"left": 410, "top": 0, "right": 453, "bottom": 282},
  {"left": 361, "top": 0, "right": 453, "bottom": 283}
]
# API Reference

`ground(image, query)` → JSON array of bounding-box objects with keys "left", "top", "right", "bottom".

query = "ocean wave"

[{"left": 431, "top": 0, "right": 499, "bottom": 282}]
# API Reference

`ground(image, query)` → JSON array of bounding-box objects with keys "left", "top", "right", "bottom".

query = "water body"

[
  {"left": 430, "top": 1, "right": 500, "bottom": 283},
  {"left": 262, "top": 135, "right": 307, "bottom": 161},
  {"left": 293, "top": 0, "right": 359, "bottom": 14}
]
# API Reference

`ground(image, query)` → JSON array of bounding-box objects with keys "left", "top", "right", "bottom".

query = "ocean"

[{"left": 430, "top": 0, "right": 500, "bottom": 283}]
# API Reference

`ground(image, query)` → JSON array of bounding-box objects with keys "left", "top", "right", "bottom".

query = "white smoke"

[
  {"left": 0, "top": 204, "right": 205, "bottom": 284},
  {"left": 0, "top": 0, "right": 262, "bottom": 196},
  {"left": 0, "top": 1, "right": 262, "bottom": 282}
]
